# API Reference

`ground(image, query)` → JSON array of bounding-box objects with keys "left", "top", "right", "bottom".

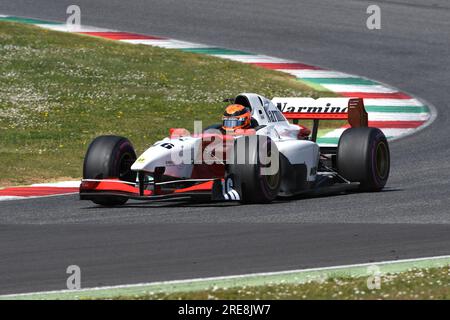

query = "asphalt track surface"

[{"left": 1, "top": 0, "right": 450, "bottom": 294}]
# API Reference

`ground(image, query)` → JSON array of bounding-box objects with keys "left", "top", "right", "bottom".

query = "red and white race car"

[{"left": 80, "top": 93, "right": 390, "bottom": 205}]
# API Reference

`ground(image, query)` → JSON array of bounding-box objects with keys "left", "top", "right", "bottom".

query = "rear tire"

[
  {"left": 227, "top": 136, "right": 281, "bottom": 203},
  {"left": 337, "top": 127, "right": 390, "bottom": 191},
  {"left": 83, "top": 135, "right": 137, "bottom": 206}
]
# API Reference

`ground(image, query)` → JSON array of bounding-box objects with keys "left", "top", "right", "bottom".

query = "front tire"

[
  {"left": 337, "top": 127, "right": 390, "bottom": 191},
  {"left": 227, "top": 136, "right": 281, "bottom": 203},
  {"left": 83, "top": 135, "right": 137, "bottom": 206}
]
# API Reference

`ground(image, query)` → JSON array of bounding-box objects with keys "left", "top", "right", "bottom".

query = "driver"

[{"left": 222, "top": 104, "right": 252, "bottom": 132}]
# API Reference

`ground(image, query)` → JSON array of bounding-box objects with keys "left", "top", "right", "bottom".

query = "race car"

[{"left": 79, "top": 93, "right": 390, "bottom": 205}]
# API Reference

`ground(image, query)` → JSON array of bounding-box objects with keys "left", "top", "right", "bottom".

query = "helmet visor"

[{"left": 223, "top": 117, "right": 246, "bottom": 128}]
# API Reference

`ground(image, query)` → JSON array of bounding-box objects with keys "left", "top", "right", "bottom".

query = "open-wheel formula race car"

[{"left": 79, "top": 93, "right": 390, "bottom": 206}]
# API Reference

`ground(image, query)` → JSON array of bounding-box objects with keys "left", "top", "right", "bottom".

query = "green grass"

[
  {"left": 0, "top": 21, "right": 336, "bottom": 186},
  {"left": 108, "top": 266, "right": 450, "bottom": 300}
]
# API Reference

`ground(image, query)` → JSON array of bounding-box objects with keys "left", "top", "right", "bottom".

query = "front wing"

[{"left": 79, "top": 176, "right": 241, "bottom": 202}]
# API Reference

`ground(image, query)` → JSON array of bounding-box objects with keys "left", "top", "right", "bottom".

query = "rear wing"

[{"left": 272, "top": 97, "right": 368, "bottom": 142}]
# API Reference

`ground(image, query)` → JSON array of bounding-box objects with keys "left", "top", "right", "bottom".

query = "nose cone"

[
  {"left": 131, "top": 137, "right": 200, "bottom": 174},
  {"left": 131, "top": 145, "right": 172, "bottom": 172}
]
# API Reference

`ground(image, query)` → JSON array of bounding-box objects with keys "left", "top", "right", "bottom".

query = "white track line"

[
  {"left": 279, "top": 70, "right": 357, "bottom": 78},
  {"left": 0, "top": 192, "right": 78, "bottom": 202},
  {"left": 2, "top": 254, "right": 449, "bottom": 298},
  {"left": 367, "top": 112, "right": 430, "bottom": 121},
  {"left": 322, "top": 127, "right": 415, "bottom": 138},
  {"left": 121, "top": 39, "right": 212, "bottom": 49},
  {"left": 30, "top": 181, "right": 80, "bottom": 188},
  {"left": 35, "top": 24, "right": 114, "bottom": 33},
  {"left": 363, "top": 98, "right": 425, "bottom": 106},
  {"left": 213, "top": 54, "right": 295, "bottom": 63},
  {"left": 0, "top": 196, "right": 26, "bottom": 201},
  {"left": 321, "top": 84, "right": 397, "bottom": 93}
]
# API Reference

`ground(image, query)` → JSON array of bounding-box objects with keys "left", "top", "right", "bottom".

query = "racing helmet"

[{"left": 222, "top": 104, "right": 252, "bottom": 130}]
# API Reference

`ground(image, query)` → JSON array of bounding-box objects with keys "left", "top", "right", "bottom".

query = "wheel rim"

[
  {"left": 260, "top": 139, "right": 280, "bottom": 190},
  {"left": 265, "top": 169, "right": 280, "bottom": 190},
  {"left": 118, "top": 152, "right": 135, "bottom": 181},
  {"left": 375, "top": 142, "right": 389, "bottom": 179}
]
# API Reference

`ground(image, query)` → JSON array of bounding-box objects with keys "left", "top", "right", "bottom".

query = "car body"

[{"left": 80, "top": 93, "right": 390, "bottom": 205}]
